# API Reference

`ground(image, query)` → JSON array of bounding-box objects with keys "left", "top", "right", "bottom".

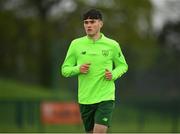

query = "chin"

[{"left": 87, "top": 33, "right": 95, "bottom": 37}]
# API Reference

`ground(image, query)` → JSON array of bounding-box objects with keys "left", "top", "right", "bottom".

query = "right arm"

[{"left": 61, "top": 41, "right": 80, "bottom": 77}]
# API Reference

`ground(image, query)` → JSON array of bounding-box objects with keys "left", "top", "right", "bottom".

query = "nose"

[{"left": 86, "top": 23, "right": 91, "bottom": 27}]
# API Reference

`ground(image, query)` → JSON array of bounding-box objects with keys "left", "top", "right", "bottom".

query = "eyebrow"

[{"left": 84, "top": 20, "right": 96, "bottom": 23}]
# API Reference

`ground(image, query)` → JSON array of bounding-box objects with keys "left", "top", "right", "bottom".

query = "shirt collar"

[{"left": 86, "top": 33, "right": 104, "bottom": 43}]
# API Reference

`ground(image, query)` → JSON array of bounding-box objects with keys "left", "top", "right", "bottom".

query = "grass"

[
  {"left": 0, "top": 78, "right": 53, "bottom": 100},
  {"left": 0, "top": 78, "right": 179, "bottom": 133},
  {"left": 1, "top": 106, "right": 179, "bottom": 133},
  {"left": 0, "top": 78, "right": 74, "bottom": 101},
  {"left": 0, "top": 124, "right": 84, "bottom": 133}
]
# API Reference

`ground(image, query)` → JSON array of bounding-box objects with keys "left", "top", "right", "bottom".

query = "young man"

[{"left": 61, "top": 9, "right": 128, "bottom": 133}]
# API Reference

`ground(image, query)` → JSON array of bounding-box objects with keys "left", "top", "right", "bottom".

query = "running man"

[{"left": 61, "top": 9, "right": 128, "bottom": 133}]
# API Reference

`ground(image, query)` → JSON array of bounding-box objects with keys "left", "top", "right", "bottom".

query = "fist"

[
  {"left": 105, "top": 69, "right": 112, "bottom": 80},
  {"left": 80, "top": 63, "right": 91, "bottom": 74}
]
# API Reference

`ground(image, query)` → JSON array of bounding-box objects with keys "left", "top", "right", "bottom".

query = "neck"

[{"left": 88, "top": 32, "right": 101, "bottom": 41}]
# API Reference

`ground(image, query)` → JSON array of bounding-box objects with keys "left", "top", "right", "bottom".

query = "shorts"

[{"left": 79, "top": 100, "right": 115, "bottom": 132}]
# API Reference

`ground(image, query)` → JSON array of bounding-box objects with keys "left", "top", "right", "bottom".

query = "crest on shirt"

[{"left": 102, "top": 50, "right": 109, "bottom": 57}]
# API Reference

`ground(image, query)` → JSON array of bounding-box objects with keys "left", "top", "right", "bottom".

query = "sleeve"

[
  {"left": 61, "top": 41, "right": 80, "bottom": 77},
  {"left": 112, "top": 42, "right": 128, "bottom": 81}
]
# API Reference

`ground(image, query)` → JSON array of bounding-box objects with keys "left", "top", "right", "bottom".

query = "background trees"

[{"left": 0, "top": 0, "right": 179, "bottom": 107}]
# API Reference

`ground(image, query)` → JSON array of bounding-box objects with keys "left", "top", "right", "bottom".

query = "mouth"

[{"left": 87, "top": 29, "right": 92, "bottom": 32}]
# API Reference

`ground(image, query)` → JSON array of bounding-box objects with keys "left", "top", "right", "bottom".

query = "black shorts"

[{"left": 79, "top": 100, "right": 115, "bottom": 132}]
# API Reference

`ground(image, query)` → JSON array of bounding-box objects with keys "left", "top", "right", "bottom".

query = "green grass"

[
  {"left": 0, "top": 78, "right": 74, "bottom": 101},
  {"left": 0, "top": 78, "right": 179, "bottom": 133},
  {"left": 0, "top": 110, "right": 179, "bottom": 133},
  {"left": 109, "top": 106, "right": 180, "bottom": 133},
  {"left": 0, "top": 124, "right": 84, "bottom": 133},
  {"left": 0, "top": 78, "right": 53, "bottom": 100}
]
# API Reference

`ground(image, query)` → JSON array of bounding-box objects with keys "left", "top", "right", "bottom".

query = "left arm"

[{"left": 111, "top": 43, "right": 128, "bottom": 81}]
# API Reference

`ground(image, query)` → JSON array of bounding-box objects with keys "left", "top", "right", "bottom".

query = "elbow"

[
  {"left": 125, "top": 64, "right": 128, "bottom": 72},
  {"left": 61, "top": 67, "right": 70, "bottom": 78},
  {"left": 61, "top": 70, "right": 70, "bottom": 78},
  {"left": 121, "top": 64, "right": 128, "bottom": 74},
  {"left": 62, "top": 72, "right": 70, "bottom": 78}
]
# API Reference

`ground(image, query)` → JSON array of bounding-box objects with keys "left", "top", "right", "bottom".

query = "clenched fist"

[
  {"left": 105, "top": 69, "right": 112, "bottom": 80},
  {"left": 80, "top": 63, "right": 91, "bottom": 74}
]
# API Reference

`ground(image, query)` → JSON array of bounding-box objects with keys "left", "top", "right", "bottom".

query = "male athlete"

[{"left": 61, "top": 9, "right": 128, "bottom": 133}]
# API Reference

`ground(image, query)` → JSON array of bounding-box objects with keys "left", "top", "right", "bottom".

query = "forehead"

[{"left": 84, "top": 19, "right": 100, "bottom": 22}]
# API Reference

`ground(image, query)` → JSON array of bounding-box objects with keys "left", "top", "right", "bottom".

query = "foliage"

[{"left": 0, "top": 0, "right": 179, "bottom": 98}]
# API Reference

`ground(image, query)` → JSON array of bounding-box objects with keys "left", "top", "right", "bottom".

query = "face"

[{"left": 84, "top": 19, "right": 103, "bottom": 37}]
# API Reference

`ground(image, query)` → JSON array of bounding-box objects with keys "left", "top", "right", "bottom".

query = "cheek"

[
  {"left": 84, "top": 25, "right": 87, "bottom": 29},
  {"left": 93, "top": 24, "right": 99, "bottom": 30}
]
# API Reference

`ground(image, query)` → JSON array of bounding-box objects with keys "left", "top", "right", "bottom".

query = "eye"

[
  {"left": 90, "top": 20, "right": 95, "bottom": 24},
  {"left": 84, "top": 21, "right": 88, "bottom": 24},
  {"left": 84, "top": 20, "right": 95, "bottom": 24}
]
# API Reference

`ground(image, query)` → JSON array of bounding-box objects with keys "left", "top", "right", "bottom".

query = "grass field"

[
  {"left": 0, "top": 78, "right": 179, "bottom": 133},
  {"left": 0, "top": 106, "right": 179, "bottom": 133}
]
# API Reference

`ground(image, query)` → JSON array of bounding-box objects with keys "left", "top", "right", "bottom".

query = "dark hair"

[{"left": 83, "top": 9, "right": 102, "bottom": 20}]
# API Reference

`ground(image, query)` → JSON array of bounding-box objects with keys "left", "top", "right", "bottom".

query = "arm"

[
  {"left": 61, "top": 42, "right": 80, "bottom": 77},
  {"left": 112, "top": 43, "right": 128, "bottom": 81}
]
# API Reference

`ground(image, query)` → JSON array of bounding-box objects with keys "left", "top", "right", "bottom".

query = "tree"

[{"left": 0, "top": 0, "right": 61, "bottom": 87}]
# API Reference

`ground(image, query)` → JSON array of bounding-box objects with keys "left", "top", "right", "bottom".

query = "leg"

[
  {"left": 93, "top": 123, "right": 108, "bottom": 133},
  {"left": 94, "top": 100, "right": 115, "bottom": 134},
  {"left": 79, "top": 104, "right": 97, "bottom": 133}
]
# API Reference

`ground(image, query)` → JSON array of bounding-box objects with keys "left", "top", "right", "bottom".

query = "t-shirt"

[{"left": 61, "top": 33, "right": 128, "bottom": 104}]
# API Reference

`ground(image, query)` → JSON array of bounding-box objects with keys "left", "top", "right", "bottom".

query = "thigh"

[
  {"left": 94, "top": 100, "right": 115, "bottom": 127},
  {"left": 79, "top": 104, "right": 97, "bottom": 132}
]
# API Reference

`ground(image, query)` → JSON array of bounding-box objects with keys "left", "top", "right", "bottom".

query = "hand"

[
  {"left": 105, "top": 69, "right": 112, "bottom": 80},
  {"left": 80, "top": 63, "right": 91, "bottom": 74}
]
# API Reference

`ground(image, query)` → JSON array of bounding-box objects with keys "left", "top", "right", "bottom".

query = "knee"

[{"left": 93, "top": 124, "right": 108, "bottom": 133}]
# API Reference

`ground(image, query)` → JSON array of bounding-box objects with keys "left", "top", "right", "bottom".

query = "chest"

[{"left": 76, "top": 44, "right": 113, "bottom": 64}]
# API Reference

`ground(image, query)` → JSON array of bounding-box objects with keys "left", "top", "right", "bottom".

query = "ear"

[{"left": 100, "top": 21, "right": 103, "bottom": 28}]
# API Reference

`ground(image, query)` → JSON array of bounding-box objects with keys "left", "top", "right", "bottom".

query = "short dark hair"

[{"left": 83, "top": 9, "right": 102, "bottom": 20}]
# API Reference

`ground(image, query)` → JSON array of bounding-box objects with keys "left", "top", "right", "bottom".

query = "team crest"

[{"left": 102, "top": 50, "right": 109, "bottom": 57}]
